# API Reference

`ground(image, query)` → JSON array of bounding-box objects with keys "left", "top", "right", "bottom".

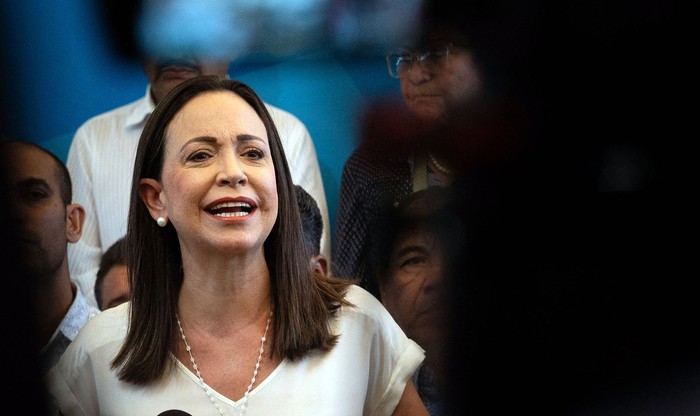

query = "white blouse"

[{"left": 46, "top": 285, "right": 425, "bottom": 416}]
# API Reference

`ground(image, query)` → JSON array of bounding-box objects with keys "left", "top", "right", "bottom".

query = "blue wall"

[{"left": 2, "top": 0, "right": 402, "bottom": 233}]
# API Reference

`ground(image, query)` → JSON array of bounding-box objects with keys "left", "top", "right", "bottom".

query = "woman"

[{"left": 46, "top": 76, "right": 427, "bottom": 415}]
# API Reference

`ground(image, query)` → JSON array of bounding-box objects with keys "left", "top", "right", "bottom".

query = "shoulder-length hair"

[{"left": 113, "top": 75, "right": 351, "bottom": 384}]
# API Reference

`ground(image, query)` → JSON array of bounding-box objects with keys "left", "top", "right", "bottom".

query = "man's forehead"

[{"left": 9, "top": 149, "right": 58, "bottom": 181}]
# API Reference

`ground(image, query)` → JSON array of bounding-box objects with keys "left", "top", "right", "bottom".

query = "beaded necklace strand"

[{"left": 176, "top": 310, "right": 272, "bottom": 416}]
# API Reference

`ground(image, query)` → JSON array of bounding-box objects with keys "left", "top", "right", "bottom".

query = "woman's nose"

[{"left": 217, "top": 154, "right": 247, "bottom": 186}]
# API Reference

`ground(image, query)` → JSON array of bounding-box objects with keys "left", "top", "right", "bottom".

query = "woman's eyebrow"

[
  {"left": 180, "top": 136, "right": 217, "bottom": 151},
  {"left": 178, "top": 134, "right": 266, "bottom": 154},
  {"left": 236, "top": 134, "right": 266, "bottom": 144}
]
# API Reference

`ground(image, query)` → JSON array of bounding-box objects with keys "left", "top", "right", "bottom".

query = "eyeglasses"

[{"left": 386, "top": 44, "right": 452, "bottom": 79}]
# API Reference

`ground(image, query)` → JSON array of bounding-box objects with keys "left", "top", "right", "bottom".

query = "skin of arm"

[{"left": 392, "top": 379, "right": 430, "bottom": 416}]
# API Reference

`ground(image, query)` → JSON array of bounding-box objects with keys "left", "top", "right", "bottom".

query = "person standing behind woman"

[
  {"left": 94, "top": 236, "right": 129, "bottom": 310},
  {"left": 332, "top": 13, "right": 481, "bottom": 286},
  {"left": 0, "top": 140, "right": 99, "bottom": 374},
  {"left": 295, "top": 184, "right": 329, "bottom": 277},
  {"left": 47, "top": 76, "right": 428, "bottom": 416},
  {"left": 368, "top": 186, "right": 462, "bottom": 415}
]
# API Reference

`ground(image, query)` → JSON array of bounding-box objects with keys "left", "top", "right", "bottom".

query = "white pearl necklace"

[
  {"left": 176, "top": 310, "right": 272, "bottom": 416},
  {"left": 428, "top": 152, "right": 456, "bottom": 176}
]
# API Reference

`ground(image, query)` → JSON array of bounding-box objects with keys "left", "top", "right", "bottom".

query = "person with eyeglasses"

[
  {"left": 332, "top": 15, "right": 482, "bottom": 288},
  {"left": 386, "top": 33, "right": 481, "bottom": 124}
]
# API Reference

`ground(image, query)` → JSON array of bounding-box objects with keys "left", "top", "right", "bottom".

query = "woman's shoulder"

[
  {"left": 336, "top": 285, "right": 425, "bottom": 367},
  {"left": 340, "top": 285, "right": 390, "bottom": 324},
  {"left": 72, "top": 301, "right": 130, "bottom": 349},
  {"left": 344, "top": 284, "right": 379, "bottom": 305}
]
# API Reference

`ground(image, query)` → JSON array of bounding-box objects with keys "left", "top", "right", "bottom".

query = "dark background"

[{"left": 436, "top": 0, "right": 695, "bottom": 414}]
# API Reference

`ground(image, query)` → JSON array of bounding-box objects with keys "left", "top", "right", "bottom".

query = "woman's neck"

[{"left": 178, "top": 251, "right": 271, "bottom": 325}]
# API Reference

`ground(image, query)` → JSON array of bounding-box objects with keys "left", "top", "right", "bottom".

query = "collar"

[
  {"left": 125, "top": 84, "right": 157, "bottom": 129},
  {"left": 42, "top": 283, "right": 99, "bottom": 351}
]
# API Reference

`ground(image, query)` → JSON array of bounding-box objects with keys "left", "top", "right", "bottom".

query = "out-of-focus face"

[
  {"left": 3, "top": 146, "right": 72, "bottom": 279},
  {"left": 399, "top": 45, "right": 481, "bottom": 123},
  {"left": 100, "top": 264, "right": 130, "bottom": 310},
  {"left": 143, "top": 56, "right": 231, "bottom": 104},
  {"left": 379, "top": 229, "right": 448, "bottom": 359},
  {"left": 148, "top": 91, "right": 278, "bottom": 259}
]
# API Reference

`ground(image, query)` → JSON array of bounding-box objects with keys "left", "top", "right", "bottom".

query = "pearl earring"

[{"left": 156, "top": 216, "right": 168, "bottom": 227}]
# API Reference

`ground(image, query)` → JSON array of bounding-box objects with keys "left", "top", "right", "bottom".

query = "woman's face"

[
  {"left": 155, "top": 90, "right": 278, "bottom": 256},
  {"left": 379, "top": 229, "right": 448, "bottom": 356}
]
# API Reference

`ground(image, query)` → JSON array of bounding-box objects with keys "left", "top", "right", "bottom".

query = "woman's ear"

[{"left": 139, "top": 178, "right": 167, "bottom": 221}]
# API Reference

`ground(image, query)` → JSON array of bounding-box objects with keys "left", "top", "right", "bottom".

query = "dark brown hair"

[{"left": 113, "top": 76, "right": 351, "bottom": 384}]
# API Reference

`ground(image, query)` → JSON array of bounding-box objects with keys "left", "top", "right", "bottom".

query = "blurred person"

[
  {"left": 94, "top": 236, "right": 129, "bottom": 310},
  {"left": 0, "top": 140, "right": 99, "bottom": 374},
  {"left": 332, "top": 13, "right": 482, "bottom": 286},
  {"left": 368, "top": 186, "right": 461, "bottom": 416},
  {"left": 389, "top": 26, "right": 481, "bottom": 125},
  {"left": 418, "top": 0, "right": 696, "bottom": 413},
  {"left": 0, "top": 137, "right": 51, "bottom": 413},
  {"left": 67, "top": 53, "right": 330, "bottom": 309},
  {"left": 295, "top": 184, "right": 328, "bottom": 277},
  {"left": 47, "top": 76, "right": 428, "bottom": 415}
]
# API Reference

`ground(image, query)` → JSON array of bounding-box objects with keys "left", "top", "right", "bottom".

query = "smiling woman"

[
  {"left": 46, "top": 76, "right": 430, "bottom": 416},
  {"left": 140, "top": 90, "right": 279, "bottom": 255}
]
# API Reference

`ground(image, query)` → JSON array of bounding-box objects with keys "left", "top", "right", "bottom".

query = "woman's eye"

[
  {"left": 188, "top": 151, "right": 211, "bottom": 162},
  {"left": 243, "top": 148, "right": 264, "bottom": 160}
]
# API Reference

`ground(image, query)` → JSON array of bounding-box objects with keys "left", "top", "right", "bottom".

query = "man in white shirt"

[{"left": 67, "top": 55, "right": 330, "bottom": 308}]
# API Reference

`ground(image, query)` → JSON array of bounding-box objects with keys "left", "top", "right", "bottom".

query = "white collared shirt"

[{"left": 40, "top": 284, "right": 100, "bottom": 372}]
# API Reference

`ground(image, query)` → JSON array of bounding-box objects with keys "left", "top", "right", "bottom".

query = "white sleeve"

[
  {"left": 347, "top": 286, "right": 426, "bottom": 416},
  {"left": 266, "top": 104, "right": 331, "bottom": 260}
]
